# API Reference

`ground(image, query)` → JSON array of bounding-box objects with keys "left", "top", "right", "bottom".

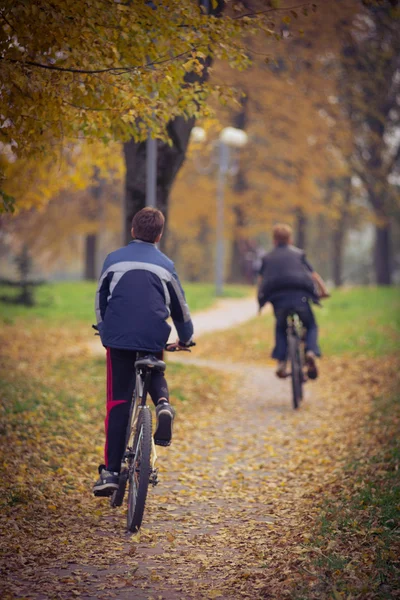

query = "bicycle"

[
  {"left": 109, "top": 341, "right": 195, "bottom": 533},
  {"left": 285, "top": 293, "right": 329, "bottom": 409},
  {"left": 286, "top": 311, "right": 307, "bottom": 410}
]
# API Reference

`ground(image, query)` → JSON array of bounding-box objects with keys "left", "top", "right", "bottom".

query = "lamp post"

[
  {"left": 146, "top": 136, "right": 157, "bottom": 208},
  {"left": 215, "top": 127, "right": 248, "bottom": 295},
  {"left": 190, "top": 126, "right": 248, "bottom": 295},
  {"left": 215, "top": 139, "right": 229, "bottom": 296}
]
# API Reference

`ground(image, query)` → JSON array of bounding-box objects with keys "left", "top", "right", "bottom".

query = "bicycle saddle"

[{"left": 135, "top": 355, "right": 166, "bottom": 372}]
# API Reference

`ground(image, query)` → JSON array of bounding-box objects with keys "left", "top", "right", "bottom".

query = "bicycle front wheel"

[
  {"left": 288, "top": 334, "right": 303, "bottom": 410},
  {"left": 127, "top": 406, "right": 152, "bottom": 533}
]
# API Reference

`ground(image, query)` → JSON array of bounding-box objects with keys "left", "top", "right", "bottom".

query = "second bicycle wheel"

[
  {"left": 127, "top": 406, "right": 152, "bottom": 533},
  {"left": 288, "top": 334, "right": 302, "bottom": 410}
]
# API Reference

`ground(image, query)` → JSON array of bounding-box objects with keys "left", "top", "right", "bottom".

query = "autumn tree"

[
  {"left": 167, "top": 2, "right": 356, "bottom": 282},
  {"left": 0, "top": 0, "right": 301, "bottom": 214},
  {"left": 337, "top": 0, "right": 400, "bottom": 284},
  {"left": 0, "top": 141, "right": 124, "bottom": 278}
]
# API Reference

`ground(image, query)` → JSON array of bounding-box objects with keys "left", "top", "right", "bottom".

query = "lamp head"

[
  {"left": 219, "top": 127, "right": 248, "bottom": 148},
  {"left": 190, "top": 126, "right": 207, "bottom": 143}
]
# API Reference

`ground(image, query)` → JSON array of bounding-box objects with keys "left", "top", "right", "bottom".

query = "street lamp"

[
  {"left": 146, "top": 136, "right": 157, "bottom": 207},
  {"left": 191, "top": 126, "right": 248, "bottom": 296},
  {"left": 216, "top": 127, "right": 248, "bottom": 296}
]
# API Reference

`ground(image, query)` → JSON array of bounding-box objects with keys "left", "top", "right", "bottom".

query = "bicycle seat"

[{"left": 134, "top": 355, "right": 166, "bottom": 372}]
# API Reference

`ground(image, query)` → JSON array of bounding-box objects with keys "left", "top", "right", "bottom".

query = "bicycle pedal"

[{"left": 149, "top": 469, "right": 159, "bottom": 487}]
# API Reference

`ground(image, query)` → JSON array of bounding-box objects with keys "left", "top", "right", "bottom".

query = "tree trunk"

[
  {"left": 84, "top": 234, "right": 97, "bottom": 281},
  {"left": 229, "top": 207, "right": 246, "bottom": 284},
  {"left": 123, "top": 116, "right": 195, "bottom": 247},
  {"left": 229, "top": 93, "right": 249, "bottom": 283},
  {"left": 368, "top": 188, "right": 392, "bottom": 286},
  {"left": 122, "top": 0, "right": 223, "bottom": 246},
  {"left": 295, "top": 208, "right": 307, "bottom": 249},
  {"left": 229, "top": 242, "right": 244, "bottom": 283},
  {"left": 374, "top": 222, "right": 392, "bottom": 285},
  {"left": 84, "top": 170, "right": 102, "bottom": 280},
  {"left": 331, "top": 176, "right": 351, "bottom": 287},
  {"left": 332, "top": 226, "right": 344, "bottom": 287}
]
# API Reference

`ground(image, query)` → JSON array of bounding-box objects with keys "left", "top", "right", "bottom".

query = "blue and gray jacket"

[{"left": 95, "top": 240, "right": 194, "bottom": 352}]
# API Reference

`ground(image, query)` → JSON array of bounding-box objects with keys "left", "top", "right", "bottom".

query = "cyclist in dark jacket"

[
  {"left": 258, "top": 223, "right": 328, "bottom": 380},
  {"left": 93, "top": 207, "right": 194, "bottom": 497}
]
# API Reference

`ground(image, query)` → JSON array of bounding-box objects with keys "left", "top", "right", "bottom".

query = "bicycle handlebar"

[{"left": 165, "top": 341, "right": 196, "bottom": 352}]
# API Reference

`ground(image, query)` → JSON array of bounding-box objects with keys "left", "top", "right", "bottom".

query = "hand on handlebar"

[{"left": 165, "top": 339, "right": 196, "bottom": 352}]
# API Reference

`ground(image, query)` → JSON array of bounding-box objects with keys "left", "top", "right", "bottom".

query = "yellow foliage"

[
  {"left": 1, "top": 140, "right": 124, "bottom": 213},
  {"left": 0, "top": 0, "right": 297, "bottom": 163},
  {"left": 169, "top": 2, "right": 359, "bottom": 276},
  {"left": 1, "top": 140, "right": 124, "bottom": 270}
]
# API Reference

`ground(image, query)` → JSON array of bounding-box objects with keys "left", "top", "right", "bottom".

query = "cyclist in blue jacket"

[
  {"left": 258, "top": 223, "right": 329, "bottom": 380},
  {"left": 93, "top": 207, "right": 194, "bottom": 497}
]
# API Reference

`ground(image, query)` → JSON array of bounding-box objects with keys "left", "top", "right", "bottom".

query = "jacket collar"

[{"left": 129, "top": 239, "right": 155, "bottom": 246}]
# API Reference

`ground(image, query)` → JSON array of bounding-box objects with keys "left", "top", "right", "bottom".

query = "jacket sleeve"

[
  {"left": 166, "top": 268, "right": 194, "bottom": 344},
  {"left": 258, "top": 255, "right": 266, "bottom": 276},
  {"left": 257, "top": 256, "right": 269, "bottom": 306},
  {"left": 95, "top": 256, "right": 112, "bottom": 337}
]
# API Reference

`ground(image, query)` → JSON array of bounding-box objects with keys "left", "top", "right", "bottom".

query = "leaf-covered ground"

[{"left": 1, "top": 289, "right": 399, "bottom": 599}]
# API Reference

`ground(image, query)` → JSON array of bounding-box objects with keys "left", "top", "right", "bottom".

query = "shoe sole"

[
  {"left": 154, "top": 410, "right": 173, "bottom": 446},
  {"left": 276, "top": 371, "right": 287, "bottom": 379},
  {"left": 93, "top": 482, "right": 119, "bottom": 497}
]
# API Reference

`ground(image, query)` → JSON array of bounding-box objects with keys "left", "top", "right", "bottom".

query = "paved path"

[{"left": 170, "top": 296, "right": 259, "bottom": 339}]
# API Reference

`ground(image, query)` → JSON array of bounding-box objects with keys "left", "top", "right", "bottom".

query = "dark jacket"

[
  {"left": 95, "top": 240, "right": 194, "bottom": 352},
  {"left": 258, "top": 244, "right": 316, "bottom": 308}
]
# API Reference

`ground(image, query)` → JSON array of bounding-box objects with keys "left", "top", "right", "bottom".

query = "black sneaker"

[
  {"left": 154, "top": 403, "right": 175, "bottom": 447},
  {"left": 276, "top": 360, "right": 287, "bottom": 378},
  {"left": 305, "top": 351, "right": 318, "bottom": 380},
  {"left": 93, "top": 464, "right": 119, "bottom": 497}
]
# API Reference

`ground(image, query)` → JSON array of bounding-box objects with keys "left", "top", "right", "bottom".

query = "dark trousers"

[
  {"left": 272, "top": 302, "right": 320, "bottom": 361},
  {"left": 105, "top": 347, "right": 169, "bottom": 472}
]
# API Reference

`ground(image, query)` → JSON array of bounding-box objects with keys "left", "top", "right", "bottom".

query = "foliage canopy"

[{"left": 0, "top": 0, "right": 293, "bottom": 158}]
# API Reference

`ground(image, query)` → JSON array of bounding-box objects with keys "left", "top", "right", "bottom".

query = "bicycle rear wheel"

[
  {"left": 288, "top": 334, "right": 303, "bottom": 409},
  {"left": 127, "top": 406, "right": 152, "bottom": 532}
]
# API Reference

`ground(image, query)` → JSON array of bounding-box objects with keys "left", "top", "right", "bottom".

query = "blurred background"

[{"left": 0, "top": 0, "right": 399, "bottom": 294}]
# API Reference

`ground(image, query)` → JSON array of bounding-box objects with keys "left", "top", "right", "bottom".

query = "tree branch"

[{"left": 1, "top": 48, "right": 197, "bottom": 75}]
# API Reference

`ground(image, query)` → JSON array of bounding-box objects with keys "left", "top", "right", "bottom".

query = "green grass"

[
  {"left": 297, "top": 392, "right": 400, "bottom": 599},
  {"left": 318, "top": 286, "right": 400, "bottom": 356},
  {"left": 0, "top": 281, "right": 251, "bottom": 325}
]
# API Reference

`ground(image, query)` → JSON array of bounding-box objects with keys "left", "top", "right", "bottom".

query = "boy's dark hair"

[{"left": 131, "top": 208, "right": 165, "bottom": 243}]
